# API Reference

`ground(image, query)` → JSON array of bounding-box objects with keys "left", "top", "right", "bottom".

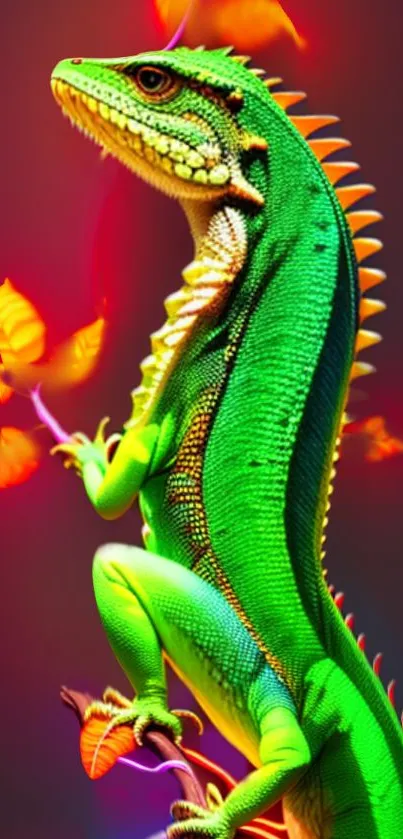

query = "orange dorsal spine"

[
  {"left": 274, "top": 86, "right": 386, "bottom": 390},
  {"left": 322, "top": 161, "right": 360, "bottom": 185},
  {"left": 272, "top": 90, "right": 306, "bottom": 110},
  {"left": 309, "top": 137, "right": 351, "bottom": 162},
  {"left": 348, "top": 210, "right": 383, "bottom": 235}
]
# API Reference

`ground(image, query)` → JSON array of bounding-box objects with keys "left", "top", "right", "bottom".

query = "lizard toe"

[
  {"left": 102, "top": 686, "right": 132, "bottom": 708},
  {"left": 171, "top": 801, "right": 209, "bottom": 822}
]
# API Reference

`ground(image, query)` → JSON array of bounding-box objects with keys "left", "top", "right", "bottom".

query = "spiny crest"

[
  {"left": 256, "top": 76, "right": 386, "bottom": 386},
  {"left": 260, "top": 70, "right": 387, "bottom": 561},
  {"left": 227, "top": 56, "right": 386, "bottom": 382},
  {"left": 329, "top": 587, "right": 400, "bottom": 720}
]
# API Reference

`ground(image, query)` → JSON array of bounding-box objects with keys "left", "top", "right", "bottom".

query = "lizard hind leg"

[{"left": 91, "top": 543, "right": 312, "bottom": 839}]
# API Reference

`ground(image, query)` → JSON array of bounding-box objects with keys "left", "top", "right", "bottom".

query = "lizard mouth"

[{"left": 50, "top": 76, "right": 233, "bottom": 201}]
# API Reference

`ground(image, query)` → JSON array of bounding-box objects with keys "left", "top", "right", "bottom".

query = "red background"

[{"left": 1, "top": 2, "right": 403, "bottom": 837}]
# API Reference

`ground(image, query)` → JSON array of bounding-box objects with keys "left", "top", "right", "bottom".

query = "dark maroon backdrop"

[{"left": 1, "top": 2, "right": 403, "bottom": 837}]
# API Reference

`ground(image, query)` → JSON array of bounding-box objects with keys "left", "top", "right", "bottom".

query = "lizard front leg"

[{"left": 52, "top": 419, "right": 160, "bottom": 520}]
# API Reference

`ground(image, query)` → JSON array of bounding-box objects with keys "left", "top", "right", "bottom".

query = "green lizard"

[{"left": 50, "top": 46, "right": 403, "bottom": 838}]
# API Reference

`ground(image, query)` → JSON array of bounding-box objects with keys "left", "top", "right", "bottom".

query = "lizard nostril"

[{"left": 71, "top": 58, "right": 83, "bottom": 65}]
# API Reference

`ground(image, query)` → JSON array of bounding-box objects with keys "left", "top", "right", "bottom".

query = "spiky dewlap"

[{"left": 80, "top": 713, "right": 136, "bottom": 779}]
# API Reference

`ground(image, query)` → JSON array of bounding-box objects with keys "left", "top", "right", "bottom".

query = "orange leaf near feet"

[{"left": 80, "top": 715, "right": 136, "bottom": 780}]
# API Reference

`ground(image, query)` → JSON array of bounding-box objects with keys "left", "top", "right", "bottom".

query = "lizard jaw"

[
  {"left": 50, "top": 76, "right": 264, "bottom": 207},
  {"left": 52, "top": 77, "right": 233, "bottom": 202}
]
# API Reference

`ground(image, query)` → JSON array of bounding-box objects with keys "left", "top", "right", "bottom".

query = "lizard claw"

[
  {"left": 172, "top": 708, "right": 204, "bottom": 735},
  {"left": 171, "top": 802, "right": 208, "bottom": 822},
  {"left": 94, "top": 416, "right": 111, "bottom": 444},
  {"left": 83, "top": 699, "right": 124, "bottom": 722},
  {"left": 91, "top": 416, "right": 122, "bottom": 460},
  {"left": 133, "top": 714, "right": 157, "bottom": 746},
  {"left": 205, "top": 784, "right": 224, "bottom": 812},
  {"left": 168, "top": 804, "right": 232, "bottom": 839},
  {"left": 50, "top": 440, "right": 85, "bottom": 473},
  {"left": 50, "top": 417, "right": 118, "bottom": 475},
  {"left": 105, "top": 432, "right": 123, "bottom": 460},
  {"left": 70, "top": 431, "right": 91, "bottom": 445},
  {"left": 102, "top": 686, "right": 133, "bottom": 709},
  {"left": 133, "top": 709, "right": 183, "bottom": 747}
]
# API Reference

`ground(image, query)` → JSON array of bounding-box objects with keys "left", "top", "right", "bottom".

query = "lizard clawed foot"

[
  {"left": 84, "top": 691, "right": 183, "bottom": 747},
  {"left": 168, "top": 801, "right": 233, "bottom": 839},
  {"left": 51, "top": 416, "right": 122, "bottom": 475}
]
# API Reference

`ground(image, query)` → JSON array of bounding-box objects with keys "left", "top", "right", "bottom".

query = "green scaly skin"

[{"left": 50, "top": 47, "right": 403, "bottom": 838}]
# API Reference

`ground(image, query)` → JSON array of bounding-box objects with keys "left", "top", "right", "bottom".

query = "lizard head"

[{"left": 51, "top": 47, "right": 268, "bottom": 211}]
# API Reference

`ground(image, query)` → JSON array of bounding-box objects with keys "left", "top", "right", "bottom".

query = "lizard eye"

[{"left": 135, "top": 66, "right": 173, "bottom": 96}]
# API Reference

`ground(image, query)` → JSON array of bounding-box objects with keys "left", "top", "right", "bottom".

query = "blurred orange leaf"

[
  {"left": 0, "top": 278, "right": 46, "bottom": 366},
  {"left": 1, "top": 315, "right": 106, "bottom": 393},
  {"left": 0, "top": 279, "right": 107, "bottom": 490},
  {"left": 0, "top": 278, "right": 106, "bottom": 394},
  {"left": 0, "top": 364, "right": 13, "bottom": 404},
  {"left": 0, "top": 427, "right": 40, "bottom": 489},
  {"left": 345, "top": 415, "right": 403, "bottom": 462},
  {"left": 154, "top": 0, "right": 304, "bottom": 51},
  {"left": 49, "top": 317, "right": 106, "bottom": 387}
]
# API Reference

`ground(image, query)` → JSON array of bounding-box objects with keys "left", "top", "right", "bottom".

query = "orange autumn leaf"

[
  {"left": 0, "top": 277, "right": 106, "bottom": 394},
  {"left": 362, "top": 416, "right": 403, "bottom": 462},
  {"left": 0, "top": 278, "right": 46, "bottom": 366},
  {"left": 80, "top": 716, "right": 136, "bottom": 780},
  {"left": 2, "top": 317, "right": 106, "bottom": 392},
  {"left": 0, "top": 364, "right": 13, "bottom": 404},
  {"left": 0, "top": 427, "right": 40, "bottom": 489},
  {"left": 49, "top": 317, "right": 106, "bottom": 386},
  {"left": 345, "top": 415, "right": 403, "bottom": 463},
  {"left": 154, "top": 0, "right": 304, "bottom": 51}
]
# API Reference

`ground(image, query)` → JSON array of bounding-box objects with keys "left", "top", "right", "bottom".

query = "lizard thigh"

[
  {"left": 92, "top": 542, "right": 295, "bottom": 756},
  {"left": 93, "top": 541, "right": 264, "bottom": 692}
]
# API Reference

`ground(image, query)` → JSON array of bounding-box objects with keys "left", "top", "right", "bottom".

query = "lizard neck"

[
  {"left": 181, "top": 198, "right": 219, "bottom": 248},
  {"left": 125, "top": 198, "right": 248, "bottom": 431}
]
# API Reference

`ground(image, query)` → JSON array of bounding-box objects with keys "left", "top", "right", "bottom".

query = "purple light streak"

[
  {"left": 163, "top": 0, "right": 195, "bottom": 50},
  {"left": 118, "top": 755, "right": 195, "bottom": 777},
  {"left": 30, "top": 384, "right": 71, "bottom": 444}
]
